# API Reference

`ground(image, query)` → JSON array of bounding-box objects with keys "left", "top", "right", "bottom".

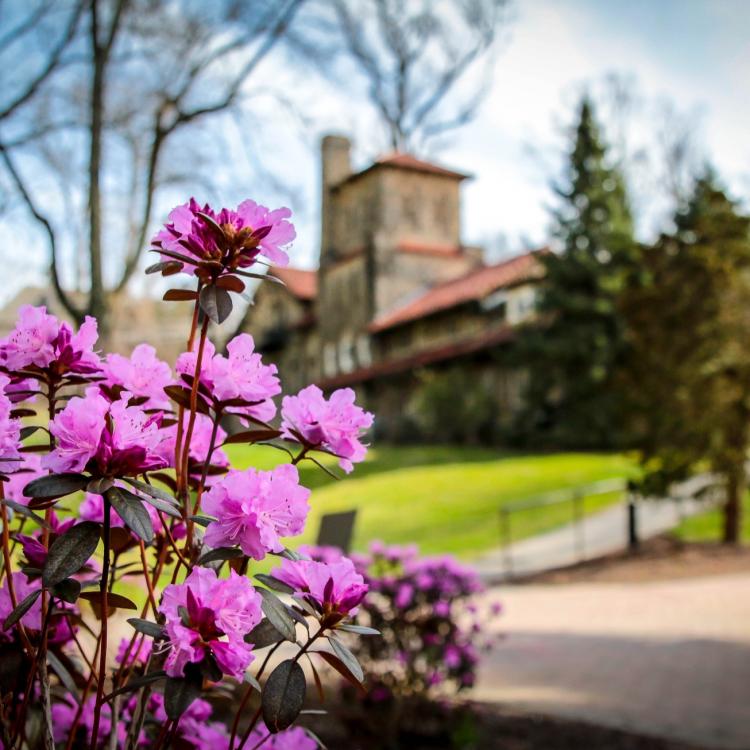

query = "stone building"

[{"left": 244, "top": 135, "right": 544, "bottom": 439}]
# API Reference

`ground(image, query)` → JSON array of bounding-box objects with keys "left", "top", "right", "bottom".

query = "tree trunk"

[{"left": 722, "top": 470, "right": 744, "bottom": 544}]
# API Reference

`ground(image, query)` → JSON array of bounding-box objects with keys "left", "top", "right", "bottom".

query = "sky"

[
  {"left": 2, "top": 0, "right": 750, "bottom": 296},
  {"left": 265, "top": 0, "right": 750, "bottom": 269}
]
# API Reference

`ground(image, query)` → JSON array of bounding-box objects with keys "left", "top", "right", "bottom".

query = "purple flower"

[
  {"left": 281, "top": 385, "right": 373, "bottom": 473},
  {"left": 245, "top": 725, "right": 317, "bottom": 750},
  {"left": 0, "top": 305, "right": 100, "bottom": 375},
  {"left": 103, "top": 344, "right": 172, "bottom": 409},
  {"left": 160, "top": 567, "right": 262, "bottom": 679},
  {"left": 152, "top": 696, "right": 230, "bottom": 750},
  {"left": 51, "top": 695, "right": 124, "bottom": 748},
  {"left": 116, "top": 636, "right": 152, "bottom": 669},
  {"left": 0, "top": 374, "right": 21, "bottom": 474},
  {"left": 0, "top": 572, "right": 42, "bottom": 637},
  {"left": 176, "top": 335, "right": 280, "bottom": 423},
  {"left": 272, "top": 556, "right": 368, "bottom": 619},
  {"left": 202, "top": 464, "right": 310, "bottom": 560},
  {"left": 79, "top": 489, "right": 172, "bottom": 539},
  {"left": 3, "top": 453, "right": 43, "bottom": 504},
  {"left": 155, "top": 412, "right": 229, "bottom": 481},
  {"left": 152, "top": 198, "right": 295, "bottom": 277},
  {"left": 43, "top": 388, "right": 170, "bottom": 476}
]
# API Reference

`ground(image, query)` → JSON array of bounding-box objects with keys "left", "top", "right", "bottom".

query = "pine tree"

[
  {"left": 621, "top": 170, "right": 750, "bottom": 543},
  {"left": 517, "top": 97, "right": 638, "bottom": 447}
]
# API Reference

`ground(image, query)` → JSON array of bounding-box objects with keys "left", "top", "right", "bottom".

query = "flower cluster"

[
  {"left": 0, "top": 198, "right": 377, "bottom": 750},
  {"left": 281, "top": 385, "right": 374, "bottom": 472},
  {"left": 152, "top": 197, "right": 295, "bottom": 279}
]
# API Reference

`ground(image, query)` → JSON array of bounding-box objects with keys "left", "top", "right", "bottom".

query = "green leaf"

[
  {"left": 328, "top": 635, "right": 364, "bottom": 683},
  {"left": 127, "top": 618, "right": 166, "bottom": 639},
  {"left": 199, "top": 284, "right": 233, "bottom": 324},
  {"left": 189, "top": 515, "right": 211, "bottom": 528},
  {"left": 243, "top": 672, "right": 262, "bottom": 692},
  {"left": 257, "top": 588, "right": 296, "bottom": 642},
  {"left": 163, "top": 288, "right": 198, "bottom": 301},
  {"left": 23, "top": 473, "right": 89, "bottom": 500},
  {"left": 254, "top": 573, "right": 294, "bottom": 595},
  {"left": 138, "top": 493, "right": 183, "bottom": 519},
  {"left": 2, "top": 588, "right": 41, "bottom": 629},
  {"left": 335, "top": 623, "right": 380, "bottom": 636},
  {"left": 244, "top": 618, "right": 285, "bottom": 649},
  {"left": 197, "top": 547, "right": 244, "bottom": 565},
  {"left": 199, "top": 653, "right": 222, "bottom": 682},
  {"left": 80, "top": 591, "right": 138, "bottom": 611},
  {"left": 222, "top": 429, "right": 282, "bottom": 445},
  {"left": 47, "top": 651, "right": 80, "bottom": 703},
  {"left": 315, "top": 651, "right": 364, "bottom": 691},
  {"left": 104, "top": 671, "right": 167, "bottom": 702},
  {"left": 164, "top": 663, "right": 203, "bottom": 720},
  {"left": 2, "top": 499, "right": 52, "bottom": 530},
  {"left": 261, "top": 659, "right": 306, "bottom": 733},
  {"left": 42, "top": 521, "right": 101, "bottom": 587},
  {"left": 106, "top": 487, "right": 154, "bottom": 544},
  {"left": 123, "top": 478, "right": 178, "bottom": 506},
  {"left": 51, "top": 578, "right": 81, "bottom": 604}
]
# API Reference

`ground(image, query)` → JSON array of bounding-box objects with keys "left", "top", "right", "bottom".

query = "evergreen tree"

[
  {"left": 517, "top": 97, "right": 638, "bottom": 447},
  {"left": 620, "top": 171, "right": 750, "bottom": 543}
]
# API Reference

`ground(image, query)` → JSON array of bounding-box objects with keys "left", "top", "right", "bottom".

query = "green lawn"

[
  {"left": 672, "top": 491, "right": 750, "bottom": 543},
  {"left": 226, "top": 444, "right": 637, "bottom": 558}
]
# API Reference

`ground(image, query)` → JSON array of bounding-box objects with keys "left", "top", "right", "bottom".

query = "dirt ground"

[{"left": 515, "top": 535, "right": 750, "bottom": 585}]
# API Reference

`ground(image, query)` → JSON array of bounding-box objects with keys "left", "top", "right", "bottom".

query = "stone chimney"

[{"left": 320, "top": 135, "right": 351, "bottom": 266}]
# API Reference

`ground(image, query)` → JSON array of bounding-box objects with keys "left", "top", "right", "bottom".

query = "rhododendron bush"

[
  {"left": 303, "top": 543, "right": 501, "bottom": 702},
  {"left": 0, "top": 199, "right": 375, "bottom": 750}
]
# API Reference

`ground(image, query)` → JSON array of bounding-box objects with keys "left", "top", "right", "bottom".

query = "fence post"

[
  {"left": 627, "top": 488, "right": 639, "bottom": 551},
  {"left": 500, "top": 508, "right": 513, "bottom": 578}
]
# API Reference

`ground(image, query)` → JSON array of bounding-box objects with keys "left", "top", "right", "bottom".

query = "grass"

[
  {"left": 672, "top": 491, "right": 750, "bottom": 543},
  {"left": 226, "top": 444, "right": 638, "bottom": 558}
]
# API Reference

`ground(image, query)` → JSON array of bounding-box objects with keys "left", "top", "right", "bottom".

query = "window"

[
  {"left": 323, "top": 343, "right": 337, "bottom": 376},
  {"left": 339, "top": 335, "right": 354, "bottom": 373},
  {"left": 356, "top": 334, "right": 372, "bottom": 367}
]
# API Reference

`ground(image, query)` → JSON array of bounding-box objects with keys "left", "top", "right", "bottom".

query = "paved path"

[
  {"left": 474, "top": 496, "right": 711, "bottom": 581},
  {"left": 474, "top": 572, "right": 750, "bottom": 749}
]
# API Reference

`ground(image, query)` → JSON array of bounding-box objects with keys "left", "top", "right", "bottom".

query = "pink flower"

[
  {"left": 160, "top": 567, "right": 262, "bottom": 679},
  {"left": 0, "top": 572, "right": 42, "bottom": 637},
  {"left": 103, "top": 344, "right": 172, "bottom": 409},
  {"left": 0, "top": 374, "right": 21, "bottom": 474},
  {"left": 152, "top": 197, "right": 295, "bottom": 276},
  {"left": 245, "top": 725, "right": 317, "bottom": 750},
  {"left": 51, "top": 695, "right": 124, "bottom": 748},
  {"left": 281, "top": 385, "right": 373, "bottom": 473},
  {"left": 152, "top": 696, "right": 230, "bottom": 750},
  {"left": 43, "top": 388, "right": 169, "bottom": 476},
  {"left": 79, "top": 489, "right": 172, "bottom": 539},
  {"left": 202, "top": 464, "right": 310, "bottom": 560},
  {"left": 272, "top": 556, "right": 368, "bottom": 618},
  {"left": 0, "top": 305, "right": 100, "bottom": 374},
  {"left": 116, "top": 636, "right": 151, "bottom": 668},
  {"left": 176, "top": 335, "right": 280, "bottom": 424}
]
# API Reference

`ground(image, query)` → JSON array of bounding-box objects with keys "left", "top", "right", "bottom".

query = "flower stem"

[{"left": 90, "top": 495, "right": 112, "bottom": 750}]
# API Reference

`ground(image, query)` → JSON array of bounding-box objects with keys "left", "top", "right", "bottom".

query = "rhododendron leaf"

[
  {"left": 257, "top": 588, "right": 296, "bottom": 642},
  {"left": 0, "top": 643, "right": 24, "bottom": 692},
  {"left": 42, "top": 521, "right": 100, "bottom": 587},
  {"left": 23, "top": 472, "right": 89, "bottom": 500},
  {"left": 124, "top": 478, "right": 178, "bottom": 506},
  {"left": 199, "top": 285, "right": 233, "bottom": 324},
  {"left": 106, "top": 487, "right": 154, "bottom": 544},
  {"left": 254, "top": 574, "right": 295, "bottom": 595},
  {"left": 295, "top": 597, "right": 321, "bottom": 617},
  {"left": 86, "top": 478, "right": 114, "bottom": 495},
  {"left": 163, "top": 289, "right": 199, "bottom": 302},
  {"left": 197, "top": 547, "right": 244, "bottom": 565},
  {"left": 2, "top": 588, "right": 41, "bottom": 629},
  {"left": 10, "top": 408, "right": 36, "bottom": 418},
  {"left": 243, "top": 672, "right": 262, "bottom": 693},
  {"left": 222, "top": 428, "right": 282, "bottom": 445},
  {"left": 315, "top": 651, "right": 365, "bottom": 691},
  {"left": 215, "top": 275, "right": 245, "bottom": 293},
  {"left": 19, "top": 425, "right": 41, "bottom": 440},
  {"left": 195, "top": 211, "right": 226, "bottom": 241},
  {"left": 47, "top": 651, "right": 81, "bottom": 703},
  {"left": 164, "top": 663, "right": 203, "bottom": 719},
  {"left": 2, "top": 499, "right": 52, "bottom": 530},
  {"left": 245, "top": 618, "right": 286, "bottom": 649},
  {"left": 336, "top": 623, "right": 380, "bottom": 636},
  {"left": 305, "top": 655, "right": 325, "bottom": 702},
  {"left": 104, "top": 670, "right": 167, "bottom": 702},
  {"left": 328, "top": 635, "right": 364, "bottom": 683},
  {"left": 51, "top": 578, "right": 81, "bottom": 604},
  {"left": 80, "top": 591, "right": 138, "bottom": 619},
  {"left": 146, "top": 260, "right": 183, "bottom": 275},
  {"left": 163, "top": 386, "right": 210, "bottom": 415},
  {"left": 153, "top": 247, "right": 200, "bottom": 266},
  {"left": 262, "top": 659, "right": 306, "bottom": 733},
  {"left": 288, "top": 606, "right": 310, "bottom": 632},
  {"left": 273, "top": 548, "right": 304, "bottom": 562},
  {"left": 127, "top": 618, "right": 166, "bottom": 639},
  {"left": 139, "top": 494, "right": 183, "bottom": 519},
  {"left": 236, "top": 270, "right": 286, "bottom": 285},
  {"left": 189, "top": 515, "right": 211, "bottom": 527},
  {"left": 200, "top": 653, "right": 223, "bottom": 682}
]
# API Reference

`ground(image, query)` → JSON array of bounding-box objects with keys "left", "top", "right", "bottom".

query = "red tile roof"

[
  {"left": 397, "top": 241, "right": 465, "bottom": 258},
  {"left": 269, "top": 267, "right": 317, "bottom": 301},
  {"left": 335, "top": 152, "right": 470, "bottom": 188},
  {"left": 318, "top": 325, "right": 516, "bottom": 390},
  {"left": 369, "top": 250, "right": 544, "bottom": 333}
]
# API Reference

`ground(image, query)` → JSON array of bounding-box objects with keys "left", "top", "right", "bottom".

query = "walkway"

[
  {"left": 474, "top": 495, "right": 710, "bottom": 581},
  {"left": 474, "top": 572, "right": 750, "bottom": 749}
]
